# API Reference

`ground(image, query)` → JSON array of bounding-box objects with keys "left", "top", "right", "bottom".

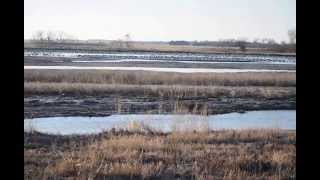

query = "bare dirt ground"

[{"left": 24, "top": 94, "right": 295, "bottom": 119}]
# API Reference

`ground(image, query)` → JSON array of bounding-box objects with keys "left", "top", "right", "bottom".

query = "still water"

[{"left": 24, "top": 110, "right": 296, "bottom": 135}]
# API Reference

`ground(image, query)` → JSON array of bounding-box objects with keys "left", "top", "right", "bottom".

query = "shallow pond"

[
  {"left": 24, "top": 110, "right": 295, "bottom": 135},
  {"left": 24, "top": 66, "right": 295, "bottom": 73},
  {"left": 24, "top": 51, "right": 296, "bottom": 64},
  {"left": 71, "top": 59, "right": 296, "bottom": 65}
]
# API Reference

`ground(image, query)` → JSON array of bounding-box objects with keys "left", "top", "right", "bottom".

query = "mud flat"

[
  {"left": 24, "top": 68, "right": 296, "bottom": 118},
  {"left": 24, "top": 94, "right": 295, "bottom": 119}
]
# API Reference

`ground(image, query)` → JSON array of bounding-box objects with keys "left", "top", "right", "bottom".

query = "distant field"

[{"left": 24, "top": 41, "right": 296, "bottom": 55}]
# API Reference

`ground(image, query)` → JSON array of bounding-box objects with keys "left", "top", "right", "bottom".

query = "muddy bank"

[{"left": 24, "top": 95, "right": 295, "bottom": 119}]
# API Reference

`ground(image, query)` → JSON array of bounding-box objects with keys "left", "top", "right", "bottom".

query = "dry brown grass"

[
  {"left": 24, "top": 70, "right": 296, "bottom": 100},
  {"left": 24, "top": 130, "right": 296, "bottom": 179},
  {"left": 24, "top": 70, "right": 296, "bottom": 87},
  {"left": 24, "top": 82, "right": 296, "bottom": 99}
]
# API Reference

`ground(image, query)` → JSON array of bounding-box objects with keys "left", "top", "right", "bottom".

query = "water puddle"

[
  {"left": 24, "top": 66, "right": 295, "bottom": 73},
  {"left": 24, "top": 110, "right": 296, "bottom": 135},
  {"left": 71, "top": 59, "right": 296, "bottom": 65},
  {"left": 24, "top": 51, "right": 296, "bottom": 64}
]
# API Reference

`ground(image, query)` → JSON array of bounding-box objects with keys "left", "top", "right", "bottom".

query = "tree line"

[
  {"left": 31, "top": 30, "right": 77, "bottom": 42},
  {"left": 169, "top": 29, "right": 296, "bottom": 52}
]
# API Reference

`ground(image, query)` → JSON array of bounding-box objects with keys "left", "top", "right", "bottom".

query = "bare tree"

[
  {"left": 57, "top": 31, "right": 66, "bottom": 41},
  {"left": 110, "top": 39, "right": 124, "bottom": 49},
  {"left": 45, "top": 31, "right": 56, "bottom": 42},
  {"left": 253, "top": 38, "right": 260, "bottom": 44},
  {"left": 288, "top": 29, "right": 296, "bottom": 44},
  {"left": 236, "top": 40, "right": 247, "bottom": 52},
  {"left": 32, "top": 31, "right": 45, "bottom": 42},
  {"left": 56, "top": 31, "right": 76, "bottom": 42},
  {"left": 266, "top": 39, "right": 277, "bottom": 45},
  {"left": 124, "top": 33, "right": 133, "bottom": 49}
]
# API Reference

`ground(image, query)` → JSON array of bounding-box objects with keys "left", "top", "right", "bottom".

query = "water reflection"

[{"left": 24, "top": 110, "right": 296, "bottom": 135}]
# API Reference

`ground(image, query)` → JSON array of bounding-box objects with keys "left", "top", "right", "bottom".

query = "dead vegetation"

[
  {"left": 24, "top": 70, "right": 296, "bottom": 99},
  {"left": 24, "top": 70, "right": 296, "bottom": 87},
  {"left": 24, "top": 129, "right": 296, "bottom": 179},
  {"left": 24, "top": 82, "right": 296, "bottom": 99}
]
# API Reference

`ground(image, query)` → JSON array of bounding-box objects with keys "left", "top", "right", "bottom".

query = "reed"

[
  {"left": 24, "top": 70, "right": 296, "bottom": 87},
  {"left": 24, "top": 82, "right": 296, "bottom": 99},
  {"left": 25, "top": 130, "right": 296, "bottom": 179}
]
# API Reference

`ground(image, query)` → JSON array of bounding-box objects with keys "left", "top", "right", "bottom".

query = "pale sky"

[{"left": 24, "top": 0, "right": 296, "bottom": 42}]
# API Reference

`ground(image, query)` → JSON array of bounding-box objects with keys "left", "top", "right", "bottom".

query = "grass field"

[
  {"left": 25, "top": 70, "right": 296, "bottom": 87},
  {"left": 24, "top": 82, "right": 296, "bottom": 99},
  {"left": 24, "top": 129, "right": 296, "bottom": 179},
  {"left": 24, "top": 70, "right": 296, "bottom": 99}
]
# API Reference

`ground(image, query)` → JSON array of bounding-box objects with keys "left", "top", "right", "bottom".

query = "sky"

[{"left": 24, "top": 0, "right": 296, "bottom": 42}]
